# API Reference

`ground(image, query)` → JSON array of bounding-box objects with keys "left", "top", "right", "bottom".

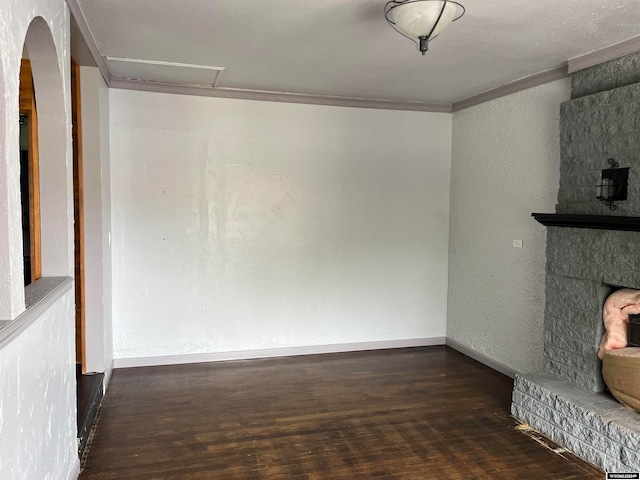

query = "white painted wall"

[
  {"left": 0, "top": 1, "right": 78, "bottom": 478},
  {"left": 448, "top": 79, "right": 570, "bottom": 374},
  {"left": 0, "top": 2, "right": 74, "bottom": 317},
  {"left": 0, "top": 289, "right": 77, "bottom": 480},
  {"left": 81, "top": 66, "right": 114, "bottom": 379},
  {"left": 100, "top": 72, "right": 114, "bottom": 383},
  {"left": 110, "top": 89, "right": 452, "bottom": 361}
]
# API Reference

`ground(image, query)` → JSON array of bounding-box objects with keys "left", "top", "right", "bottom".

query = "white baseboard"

[
  {"left": 112, "top": 337, "right": 517, "bottom": 379},
  {"left": 113, "top": 337, "right": 446, "bottom": 369},
  {"left": 103, "top": 358, "right": 115, "bottom": 392},
  {"left": 445, "top": 338, "right": 517, "bottom": 379}
]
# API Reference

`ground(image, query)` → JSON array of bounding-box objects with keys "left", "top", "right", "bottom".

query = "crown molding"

[
  {"left": 66, "top": 0, "right": 111, "bottom": 84},
  {"left": 108, "top": 78, "right": 453, "bottom": 113},
  {"left": 452, "top": 65, "right": 568, "bottom": 112},
  {"left": 568, "top": 35, "right": 640, "bottom": 74},
  {"left": 64, "top": 1, "right": 640, "bottom": 114}
]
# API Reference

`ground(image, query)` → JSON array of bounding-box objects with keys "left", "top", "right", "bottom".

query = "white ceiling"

[{"left": 71, "top": 0, "right": 640, "bottom": 107}]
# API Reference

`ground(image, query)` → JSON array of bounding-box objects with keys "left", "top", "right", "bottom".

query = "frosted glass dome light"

[{"left": 384, "top": 0, "right": 465, "bottom": 55}]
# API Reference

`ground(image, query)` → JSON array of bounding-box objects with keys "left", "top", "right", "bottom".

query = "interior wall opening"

[{"left": 18, "top": 57, "right": 41, "bottom": 287}]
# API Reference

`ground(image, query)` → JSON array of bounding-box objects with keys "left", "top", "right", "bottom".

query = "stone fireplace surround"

[{"left": 511, "top": 52, "right": 640, "bottom": 472}]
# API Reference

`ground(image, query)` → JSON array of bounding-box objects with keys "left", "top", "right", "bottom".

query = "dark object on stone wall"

[{"left": 596, "top": 158, "right": 629, "bottom": 211}]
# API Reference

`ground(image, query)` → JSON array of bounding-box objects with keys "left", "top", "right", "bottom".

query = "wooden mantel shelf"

[{"left": 531, "top": 213, "right": 640, "bottom": 232}]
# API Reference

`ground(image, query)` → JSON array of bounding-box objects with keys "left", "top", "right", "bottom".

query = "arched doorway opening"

[
  {"left": 22, "top": 16, "right": 71, "bottom": 279},
  {"left": 19, "top": 54, "right": 41, "bottom": 287}
]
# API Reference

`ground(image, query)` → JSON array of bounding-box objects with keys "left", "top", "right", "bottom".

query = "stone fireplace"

[{"left": 511, "top": 52, "right": 640, "bottom": 472}]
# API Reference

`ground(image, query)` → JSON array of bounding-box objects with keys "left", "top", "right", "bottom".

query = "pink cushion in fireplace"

[{"left": 598, "top": 289, "right": 640, "bottom": 360}]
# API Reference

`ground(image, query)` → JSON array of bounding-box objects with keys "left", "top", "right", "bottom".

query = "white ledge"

[{"left": 0, "top": 277, "right": 73, "bottom": 350}]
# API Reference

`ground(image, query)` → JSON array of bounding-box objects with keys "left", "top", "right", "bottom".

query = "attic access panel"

[{"left": 105, "top": 56, "right": 224, "bottom": 87}]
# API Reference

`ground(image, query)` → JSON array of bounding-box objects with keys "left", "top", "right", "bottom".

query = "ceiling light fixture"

[{"left": 384, "top": 0, "right": 465, "bottom": 55}]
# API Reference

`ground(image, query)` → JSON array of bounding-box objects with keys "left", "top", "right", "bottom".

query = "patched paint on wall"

[
  {"left": 448, "top": 79, "right": 570, "bottom": 374},
  {"left": 0, "top": 289, "right": 77, "bottom": 480},
  {"left": 110, "top": 89, "right": 452, "bottom": 360}
]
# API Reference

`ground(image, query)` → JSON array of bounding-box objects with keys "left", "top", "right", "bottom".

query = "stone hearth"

[{"left": 511, "top": 52, "right": 640, "bottom": 472}]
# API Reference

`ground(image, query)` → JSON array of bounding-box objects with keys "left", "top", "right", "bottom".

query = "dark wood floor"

[{"left": 80, "top": 346, "right": 603, "bottom": 479}]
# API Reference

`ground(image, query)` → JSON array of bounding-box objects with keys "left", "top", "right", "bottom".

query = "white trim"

[
  {"left": 568, "top": 35, "right": 640, "bottom": 74},
  {"left": 445, "top": 338, "right": 517, "bottom": 378},
  {"left": 108, "top": 78, "right": 453, "bottom": 113},
  {"left": 67, "top": 457, "right": 81, "bottom": 480},
  {"left": 63, "top": 4, "right": 640, "bottom": 114},
  {"left": 0, "top": 277, "right": 73, "bottom": 349},
  {"left": 452, "top": 65, "right": 568, "bottom": 112},
  {"left": 103, "top": 358, "right": 115, "bottom": 392},
  {"left": 65, "top": 0, "right": 111, "bottom": 84},
  {"left": 113, "top": 337, "right": 446, "bottom": 369}
]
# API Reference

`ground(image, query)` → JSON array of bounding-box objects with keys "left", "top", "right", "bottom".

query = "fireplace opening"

[
  {"left": 599, "top": 288, "right": 640, "bottom": 413},
  {"left": 599, "top": 287, "right": 640, "bottom": 359},
  {"left": 630, "top": 315, "right": 640, "bottom": 347}
]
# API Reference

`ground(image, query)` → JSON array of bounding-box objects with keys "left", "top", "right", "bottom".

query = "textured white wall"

[
  {"left": 0, "top": 1, "right": 74, "bottom": 318},
  {"left": 448, "top": 79, "right": 570, "bottom": 374},
  {"left": 99, "top": 72, "right": 114, "bottom": 381},
  {"left": 0, "top": 2, "right": 34, "bottom": 318},
  {"left": 0, "top": 289, "right": 77, "bottom": 480},
  {"left": 0, "top": 0, "right": 78, "bottom": 478},
  {"left": 81, "top": 66, "right": 113, "bottom": 378},
  {"left": 110, "top": 89, "right": 452, "bottom": 360}
]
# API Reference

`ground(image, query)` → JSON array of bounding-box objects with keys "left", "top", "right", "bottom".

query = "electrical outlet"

[{"left": 513, "top": 239, "right": 523, "bottom": 248}]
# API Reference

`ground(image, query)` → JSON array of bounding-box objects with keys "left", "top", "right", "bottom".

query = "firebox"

[{"left": 630, "top": 315, "right": 640, "bottom": 347}]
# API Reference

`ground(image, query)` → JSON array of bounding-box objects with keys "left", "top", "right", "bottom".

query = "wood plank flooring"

[{"left": 80, "top": 346, "right": 604, "bottom": 479}]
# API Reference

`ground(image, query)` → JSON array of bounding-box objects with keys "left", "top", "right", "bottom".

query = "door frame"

[{"left": 71, "top": 57, "right": 87, "bottom": 372}]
